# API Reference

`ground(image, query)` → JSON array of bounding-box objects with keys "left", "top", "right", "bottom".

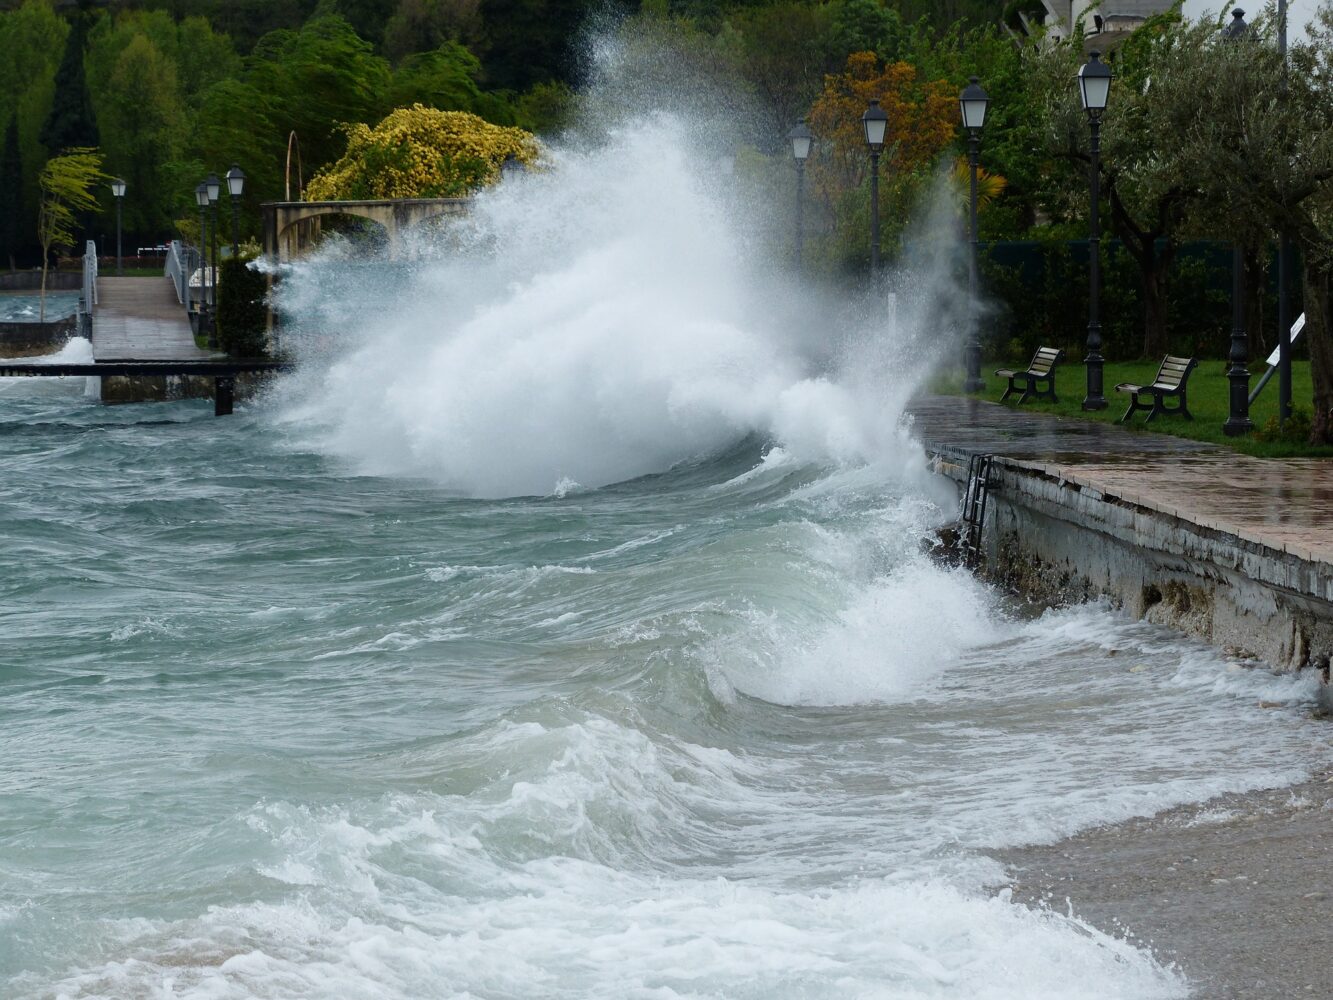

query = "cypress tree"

[
  {"left": 0, "top": 116, "right": 20, "bottom": 270},
  {"left": 40, "top": 12, "right": 99, "bottom": 154}
]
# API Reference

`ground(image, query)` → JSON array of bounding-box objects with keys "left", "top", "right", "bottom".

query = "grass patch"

[
  {"left": 110, "top": 267, "right": 168, "bottom": 278},
  {"left": 932, "top": 358, "right": 1333, "bottom": 458}
]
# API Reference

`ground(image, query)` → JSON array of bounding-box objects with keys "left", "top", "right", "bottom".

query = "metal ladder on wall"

[{"left": 960, "top": 453, "right": 993, "bottom": 567}]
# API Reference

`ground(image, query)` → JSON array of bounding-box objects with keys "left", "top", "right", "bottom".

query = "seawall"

[
  {"left": 0, "top": 317, "right": 77, "bottom": 357},
  {"left": 908, "top": 397, "right": 1333, "bottom": 691}
]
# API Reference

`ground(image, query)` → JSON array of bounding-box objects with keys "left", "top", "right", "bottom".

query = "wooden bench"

[
  {"left": 1115, "top": 355, "right": 1198, "bottom": 422},
  {"left": 995, "top": 347, "right": 1064, "bottom": 404}
]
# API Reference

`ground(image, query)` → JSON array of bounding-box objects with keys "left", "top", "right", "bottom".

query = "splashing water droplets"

[{"left": 277, "top": 104, "right": 945, "bottom": 497}]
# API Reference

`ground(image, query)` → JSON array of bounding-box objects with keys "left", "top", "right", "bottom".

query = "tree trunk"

[
  {"left": 1304, "top": 258, "right": 1333, "bottom": 444},
  {"left": 39, "top": 250, "right": 48, "bottom": 323},
  {"left": 1244, "top": 246, "right": 1267, "bottom": 359},
  {"left": 1140, "top": 243, "right": 1173, "bottom": 358}
]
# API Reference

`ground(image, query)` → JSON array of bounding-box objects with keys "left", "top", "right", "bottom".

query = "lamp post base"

[
  {"left": 963, "top": 377, "right": 986, "bottom": 393},
  {"left": 1225, "top": 365, "right": 1252, "bottom": 436},
  {"left": 1082, "top": 353, "right": 1107, "bottom": 410}
]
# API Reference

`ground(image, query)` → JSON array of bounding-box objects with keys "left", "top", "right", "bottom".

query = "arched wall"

[{"left": 263, "top": 199, "right": 470, "bottom": 263}]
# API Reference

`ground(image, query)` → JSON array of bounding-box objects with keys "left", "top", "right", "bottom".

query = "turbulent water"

[
  {"left": 2, "top": 47, "right": 1329, "bottom": 1000},
  {"left": 0, "top": 293, "right": 80, "bottom": 322}
]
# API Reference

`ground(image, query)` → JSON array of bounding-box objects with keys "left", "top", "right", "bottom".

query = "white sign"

[{"left": 1266, "top": 313, "right": 1305, "bottom": 367}]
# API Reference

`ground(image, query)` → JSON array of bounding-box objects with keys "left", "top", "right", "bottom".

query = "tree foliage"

[
  {"left": 40, "top": 8, "right": 98, "bottom": 154},
  {"left": 0, "top": 116, "right": 21, "bottom": 269},
  {"left": 37, "top": 146, "right": 104, "bottom": 319},
  {"left": 217, "top": 254, "right": 269, "bottom": 357},
  {"left": 306, "top": 103, "right": 537, "bottom": 198}
]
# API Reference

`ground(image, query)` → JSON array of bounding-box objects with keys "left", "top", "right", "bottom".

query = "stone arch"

[{"left": 263, "top": 198, "right": 471, "bottom": 263}]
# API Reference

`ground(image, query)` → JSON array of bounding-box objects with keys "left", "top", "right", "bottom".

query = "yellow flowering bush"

[{"left": 306, "top": 104, "right": 539, "bottom": 200}]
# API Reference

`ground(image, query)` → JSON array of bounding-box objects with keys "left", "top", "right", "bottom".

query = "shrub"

[
  {"left": 216, "top": 255, "right": 268, "bottom": 358},
  {"left": 1254, "top": 407, "right": 1313, "bottom": 444}
]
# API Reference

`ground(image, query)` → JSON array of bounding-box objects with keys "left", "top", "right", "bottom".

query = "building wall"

[{"left": 1041, "top": 0, "right": 1172, "bottom": 41}]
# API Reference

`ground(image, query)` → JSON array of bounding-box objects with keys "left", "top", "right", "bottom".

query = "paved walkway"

[
  {"left": 906, "top": 395, "right": 1333, "bottom": 565},
  {"left": 92, "top": 276, "right": 213, "bottom": 362}
]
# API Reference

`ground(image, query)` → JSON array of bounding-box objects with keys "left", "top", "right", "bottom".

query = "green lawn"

[
  {"left": 105, "top": 267, "right": 168, "bottom": 278},
  {"left": 931, "top": 358, "right": 1333, "bottom": 458}
]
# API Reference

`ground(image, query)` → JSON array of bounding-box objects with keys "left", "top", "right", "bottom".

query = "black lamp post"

[
  {"left": 194, "top": 181, "right": 209, "bottom": 321},
  {"left": 1274, "top": 0, "right": 1285, "bottom": 424},
  {"left": 788, "top": 121, "right": 812, "bottom": 269},
  {"left": 110, "top": 177, "right": 126, "bottom": 276},
  {"left": 1222, "top": 8, "right": 1253, "bottom": 436},
  {"left": 206, "top": 173, "right": 221, "bottom": 349},
  {"left": 1277, "top": 0, "right": 1292, "bottom": 424},
  {"left": 225, "top": 165, "right": 245, "bottom": 259},
  {"left": 959, "top": 77, "right": 989, "bottom": 393},
  {"left": 862, "top": 99, "right": 888, "bottom": 273},
  {"left": 1078, "top": 50, "right": 1112, "bottom": 411}
]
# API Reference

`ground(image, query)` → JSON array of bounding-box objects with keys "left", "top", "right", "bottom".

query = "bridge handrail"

[
  {"left": 77, "top": 240, "right": 97, "bottom": 338},
  {"left": 166, "top": 240, "right": 192, "bottom": 306},
  {"left": 166, "top": 242, "right": 187, "bottom": 305}
]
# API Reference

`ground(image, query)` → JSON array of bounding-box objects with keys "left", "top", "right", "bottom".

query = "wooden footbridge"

[{"left": 1, "top": 242, "right": 289, "bottom": 415}]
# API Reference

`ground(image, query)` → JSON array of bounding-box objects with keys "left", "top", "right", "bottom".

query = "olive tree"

[
  {"left": 1141, "top": 5, "right": 1333, "bottom": 441},
  {"left": 36, "top": 147, "right": 104, "bottom": 321}
]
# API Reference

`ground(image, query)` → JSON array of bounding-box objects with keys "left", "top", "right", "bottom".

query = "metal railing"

[
  {"left": 166, "top": 239, "right": 192, "bottom": 306},
  {"left": 77, "top": 240, "right": 98, "bottom": 338}
]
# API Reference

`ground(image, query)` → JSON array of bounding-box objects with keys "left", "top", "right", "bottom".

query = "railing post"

[
  {"left": 214, "top": 375, "right": 235, "bottom": 416},
  {"left": 78, "top": 240, "right": 97, "bottom": 340}
]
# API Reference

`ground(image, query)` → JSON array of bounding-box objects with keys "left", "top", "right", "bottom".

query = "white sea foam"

[{"left": 35, "top": 870, "right": 1187, "bottom": 1000}]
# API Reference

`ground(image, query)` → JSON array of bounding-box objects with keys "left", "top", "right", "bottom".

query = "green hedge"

[{"left": 216, "top": 256, "right": 268, "bottom": 358}]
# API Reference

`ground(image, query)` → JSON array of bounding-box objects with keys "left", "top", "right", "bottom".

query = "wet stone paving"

[{"left": 905, "top": 395, "right": 1333, "bottom": 566}]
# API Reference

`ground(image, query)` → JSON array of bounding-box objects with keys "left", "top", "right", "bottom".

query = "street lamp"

[
  {"left": 1277, "top": 0, "right": 1292, "bottom": 424},
  {"left": 788, "top": 120, "right": 812, "bottom": 268},
  {"left": 110, "top": 177, "right": 126, "bottom": 276},
  {"left": 1078, "top": 50, "right": 1112, "bottom": 411},
  {"left": 1222, "top": 8, "right": 1254, "bottom": 435},
  {"left": 206, "top": 174, "right": 220, "bottom": 349},
  {"left": 226, "top": 165, "right": 245, "bottom": 259},
  {"left": 194, "top": 181, "right": 210, "bottom": 336},
  {"left": 959, "top": 77, "right": 989, "bottom": 393},
  {"left": 861, "top": 99, "right": 888, "bottom": 273}
]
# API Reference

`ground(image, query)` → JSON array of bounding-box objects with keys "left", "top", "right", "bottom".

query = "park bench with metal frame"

[
  {"left": 1115, "top": 355, "right": 1198, "bottom": 423},
  {"left": 995, "top": 347, "right": 1064, "bottom": 404}
]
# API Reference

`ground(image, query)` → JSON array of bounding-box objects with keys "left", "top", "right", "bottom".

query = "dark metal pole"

[
  {"left": 214, "top": 375, "right": 234, "bottom": 416},
  {"left": 198, "top": 203, "right": 207, "bottom": 329},
  {"left": 115, "top": 197, "right": 122, "bottom": 277},
  {"left": 231, "top": 197, "right": 240, "bottom": 260},
  {"left": 1225, "top": 242, "right": 1254, "bottom": 435},
  {"left": 209, "top": 202, "right": 219, "bottom": 307},
  {"left": 1277, "top": 0, "right": 1292, "bottom": 423},
  {"left": 964, "top": 131, "right": 984, "bottom": 392},
  {"left": 870, "top": 150, "right": 881, "bottom": 273},
  {"left": 209, "top": 200, "right": 219, "bottom": 350},
  {"left": 794, "top": 160, "right": 804, "bottom": 269},
  {"left": 1083, "top": 117, "right": 1106, "bottom": 410}
]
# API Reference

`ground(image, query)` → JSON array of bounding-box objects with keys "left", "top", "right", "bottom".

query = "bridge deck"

[{"left": 93, "top": 276, "right": 214, "bottom": 362}]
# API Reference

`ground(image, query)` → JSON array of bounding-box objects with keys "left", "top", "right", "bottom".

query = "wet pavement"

[
  {"left": 93, "top": 276, "right": 213, "bottom": 362},
  {"left": 906, "top": 396, "right": 1333, "bottom": 566}
]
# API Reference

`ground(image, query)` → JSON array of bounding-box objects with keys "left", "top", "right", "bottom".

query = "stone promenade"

[{"left": 906, "top": 395, "right": 1333, "bottom": 571}]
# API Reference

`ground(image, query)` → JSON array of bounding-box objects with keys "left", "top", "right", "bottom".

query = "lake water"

[
  {"left": 1, "top": 55, "right": 1328, "bottom": 997},
  {"left": 0, "top": 362, "right": 1324, "bottom": 999},
  {"left": 0, "top": 292, "right": 80, "bottom": 322}
]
